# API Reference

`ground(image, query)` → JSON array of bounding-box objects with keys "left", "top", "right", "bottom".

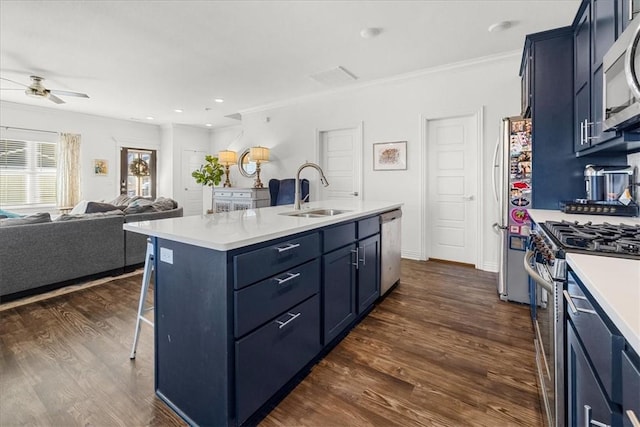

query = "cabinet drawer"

[
  {"left": 622, "top": 350, "right": 640, "bottom": 427},
  {"left": 357, "top": 216, "right": 379, "bottom": 239},
  {"left": 235, "top": 294, "right": 320, "bottom": 425},
  {"left": 234, "top": 191, "right": 251, "bottom": 198},
  {"left": 566, "top": 274, "right": 625, "bottom": 403},
  {"left": 234, "top": 232, "right": 320, "bottom": 289},
  {"left": 235, "top": 259, "right": 320, "bottom": 337},
  {"left": 323, "top": 222, "right": 356, "bottom": 253},
  {"left": 215, "top": 191, "right": 233, "bottom": 198}
]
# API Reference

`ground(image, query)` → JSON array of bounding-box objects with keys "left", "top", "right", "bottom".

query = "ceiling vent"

[
  {"left": 225, "top": 112, "right": 242, "bottom": 120},
  {"left": 310, "top": 66, "right": 358, "bottom": 86}
]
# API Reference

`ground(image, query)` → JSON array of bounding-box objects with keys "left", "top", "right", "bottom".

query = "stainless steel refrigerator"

[{"left": 493, "top": 116, "right": 532, "bottom": 304}]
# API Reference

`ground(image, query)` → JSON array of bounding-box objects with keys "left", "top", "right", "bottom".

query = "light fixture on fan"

[
  {"left": 218, "top": 150, "right": 238, "bottom": 187},
  {"left": 249, "top": 146, "right": 270, "bottom": 188}
]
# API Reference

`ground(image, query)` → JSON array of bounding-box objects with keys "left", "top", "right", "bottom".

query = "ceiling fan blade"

[
  {"left": 47, "top": 93, "right": 65, "bottom": 104},
  {"left": 49, "top": 89, "right": 89, "bottom": 98},
  {"left": 0, "top": 88, "right": 25, "bottom": 90},
  {"left": 0, "top": 77, "right": 28, "bottom": 87}
]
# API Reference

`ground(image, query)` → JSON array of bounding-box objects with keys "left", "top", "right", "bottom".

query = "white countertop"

[
  {"left": 124, "top": 200, "right": 402, "bottom": 251},
  {"left": 528, "top": 208, "right": 640, "bottom": 226},
  {"left": 567, "top": 253, "right": 640, "bottom": 355}
]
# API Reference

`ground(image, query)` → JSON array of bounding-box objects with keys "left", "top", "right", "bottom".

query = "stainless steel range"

[{"left": 524, "top": 220, "right": 640, "bottom": 427}]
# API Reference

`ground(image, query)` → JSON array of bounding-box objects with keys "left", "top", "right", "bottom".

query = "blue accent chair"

[{"left": 268, "top": 178, "right": 309, "bottom": 206}]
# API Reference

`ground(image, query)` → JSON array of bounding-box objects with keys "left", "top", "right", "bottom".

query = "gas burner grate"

[{"left": 540, "top": 221, "right": 640, "bottom": 260}]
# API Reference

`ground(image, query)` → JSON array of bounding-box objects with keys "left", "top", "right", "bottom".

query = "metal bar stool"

[{"left": 130, "top": 238, "right": 154, "bottom": 359}]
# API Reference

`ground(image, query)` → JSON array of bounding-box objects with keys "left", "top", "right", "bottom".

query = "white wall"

[
  {"left": 212, "top": 54, "right": 522, "bottom": 270},
  {"left": 1, "top": 101, "right": 161, "bottom": 204}
]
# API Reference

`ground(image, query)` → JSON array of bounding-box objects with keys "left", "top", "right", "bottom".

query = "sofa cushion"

[
  {"left": 86, "top": 201, "right": 124, "bottom": 213},
  {"left": 0, "top": 212, "right": 52, "bottom": 227},
  {"left": 123, "top": 204, "right": 155, "bottom": 214},
  {"left": 0, "top": 209, "right": 22, "bottom": 218},
  {"left": 55, "top": 210, "right": 124, "bottom": 221}
]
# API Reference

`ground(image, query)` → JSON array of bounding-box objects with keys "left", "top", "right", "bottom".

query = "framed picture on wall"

[
  {"left": 94, "top": 159, "right": 108, "bottom": 176},
  {"left": 373, "top": 141, "right": 407, "bottom": 170}
]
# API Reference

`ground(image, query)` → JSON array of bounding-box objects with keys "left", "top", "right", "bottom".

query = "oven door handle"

[{"left": 523, "top": 250, "right": 553, "bottom": 293}]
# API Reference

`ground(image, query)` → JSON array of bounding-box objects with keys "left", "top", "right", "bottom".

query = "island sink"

[{"left": 280, "top": 208, "right": 351, "bottom": 218}]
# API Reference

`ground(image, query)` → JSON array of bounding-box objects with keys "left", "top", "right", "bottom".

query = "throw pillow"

[
  {"left": 70, "top": 200, "right": 89, "bottom": 214},
  {"left": 86, "top": 201, "right": 123, "bottom": 213},
  {"left": 152, "top": 197, "right": 178, "bottom": 211},
  {"left": 0, "top": 209, "right": 22, "bottom": 218},
  {"left": 0, "top": 212, "right": 51, "bottom": 227}
]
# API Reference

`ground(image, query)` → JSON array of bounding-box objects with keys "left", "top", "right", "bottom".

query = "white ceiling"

[{"left": 0, "top": 0, "right": 581, "bottom": 129}]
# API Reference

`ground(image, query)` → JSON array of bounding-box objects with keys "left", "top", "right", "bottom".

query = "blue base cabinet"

[
  {"left": 154, "top": 213, "right": 385, "bottom": 426},
  {"left": 567, "top": 323, "right": 621, "bottom": 426},
  {"left": 622, "top": 349, "right": 640, "bottom": 427}
]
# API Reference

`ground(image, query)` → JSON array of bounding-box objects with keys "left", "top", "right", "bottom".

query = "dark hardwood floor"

[{"left": 0, "top": 259, "right": 542, "bottom": 426}]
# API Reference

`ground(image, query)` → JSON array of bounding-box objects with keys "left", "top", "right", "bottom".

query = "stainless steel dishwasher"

[{"left": 380, "top": 209, "right": 402, "bottom": 296}]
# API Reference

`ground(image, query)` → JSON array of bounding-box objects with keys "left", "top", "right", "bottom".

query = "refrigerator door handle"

[
  {"left": 492, "top": 222, "right": 507, "bottom": 234},
  {"left": 491, "top": 136, "right": 501, "bottom": 204}
]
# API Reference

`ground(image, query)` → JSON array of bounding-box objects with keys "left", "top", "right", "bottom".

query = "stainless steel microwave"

[{"left": 603, "top": 14, "right": 640, "bottom": 132}]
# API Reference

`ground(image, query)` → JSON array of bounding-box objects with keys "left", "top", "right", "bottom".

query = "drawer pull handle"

[
  {"left": 563, "top": 290, "right": 596, "bottom": 315},
  {"left": 274, "top": 272, "right": 301, "bottom": 285},
  {"left": 351, "top": 248, "right": 359, "bottom": 269},
  {"left": 276, "top": 243, "right": 300, "bottom": 253},
  {"left": 275, "top": 312, "right": 301, "bottom": 329},
  {"left": 627, "top": 410, "right": 640, "bottom": 427},
  {"left": 584, "top": 405, "right": 610, "bottom": 427}
]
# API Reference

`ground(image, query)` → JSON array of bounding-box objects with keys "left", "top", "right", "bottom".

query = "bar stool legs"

[{"left": 130, "top": 238, "right": 154, "bottom": 360}]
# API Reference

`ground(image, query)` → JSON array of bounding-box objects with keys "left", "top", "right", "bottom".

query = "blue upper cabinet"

[
  {"left": 573, "top": 0, "right": 640, "bottom": 156},
  {"left": 574, "top": 0, "right": 618, "bottom": 152}
]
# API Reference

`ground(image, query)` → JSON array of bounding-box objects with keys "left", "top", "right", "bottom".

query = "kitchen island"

[{"left": 124, "top": 200, "right": 402, "bottom": 427}]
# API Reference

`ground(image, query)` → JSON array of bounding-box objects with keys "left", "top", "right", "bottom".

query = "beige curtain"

[{"left": 57, "top": 133, "right": 82, "bottom": 208}]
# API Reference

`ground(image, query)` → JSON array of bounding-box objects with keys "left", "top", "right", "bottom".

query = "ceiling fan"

[{"left": 0, "top": 75, "right": 89, "bottom": 104}]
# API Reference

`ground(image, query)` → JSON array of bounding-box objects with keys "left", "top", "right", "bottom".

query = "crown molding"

[{"left": 238, "top": 50, "right": 521, "bottom": 116}]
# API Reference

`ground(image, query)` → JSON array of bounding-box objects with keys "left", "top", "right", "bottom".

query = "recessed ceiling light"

[
  {"left": 146, "top": 116, "right": 155, "bottom": 120},
  {"left": 360, "top": 27, "right": 382, "bottom": 39},
  {"left": 174, "top": 109, "right": 184, "bottom": 113},
  {"left": 205, "top": 123, "right": 213, "bottom": 127},
  {"left": 214, "top": 98, "right": 224, "bottom": 103},
  {"left": 488, "top": 21, "right": 512, "bottom": 32}
]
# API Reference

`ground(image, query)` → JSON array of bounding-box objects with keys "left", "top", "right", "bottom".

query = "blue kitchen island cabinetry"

[
  {"left": 125, "top": 200, "right": 399, "bottom": 427},
  {"left": 321, "top": 216, "right": 381, "bottom": 345}
]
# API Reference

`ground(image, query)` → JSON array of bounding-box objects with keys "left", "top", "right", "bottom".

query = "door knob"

[
  {"left": 351, "top": 192, "right": 359, "bottom": 196},
  {"left": 462, "top": 195, "right": 474, "bottom": 201}
]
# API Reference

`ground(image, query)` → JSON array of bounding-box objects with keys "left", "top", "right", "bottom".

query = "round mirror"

[{"left": 237, "top": 148, "right": 257, "bottom": 178}]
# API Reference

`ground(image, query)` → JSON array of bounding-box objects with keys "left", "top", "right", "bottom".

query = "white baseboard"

[
  {"left": 401, "top": 250, "right": 424, "bottom": 261},
  {"left": 480, "top": 261, "right": 498, "bottom": 273}
]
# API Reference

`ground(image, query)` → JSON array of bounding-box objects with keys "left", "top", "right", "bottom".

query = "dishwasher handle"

[{"left": 380, "top": 209, "right": 402, "bottom": 223}]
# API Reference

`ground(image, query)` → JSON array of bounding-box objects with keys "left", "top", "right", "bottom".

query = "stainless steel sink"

[{"left": 280, "top": 208, "right": 351, "bottom": 218}]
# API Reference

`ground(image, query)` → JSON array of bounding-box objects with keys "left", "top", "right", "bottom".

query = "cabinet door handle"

[
  {"left": 627, "top": 410, "right": 640, "bottom": 427},
  {"left": 351, "top": 248, "right": 359, "bottom": 269},
  {"left": 273, "top": 272, "right": 300, "bottom": 285},
  {"left": 584, "top": 405, "right": 611, "bottom": 427},
  {"left": 275, "top": 312, "right": 301, "bottom": 329},
  {"left": 563, "top": 290, "right": 597, "bottom": 315},
  {"left": 580, "top": 120, "right": 585, "bottom": 145},
  {"left": 276, "top": 243, "right": 300, "bottom": 253},
  {"left": 359, "top": 245, "right": 366, "bottom": 266}
]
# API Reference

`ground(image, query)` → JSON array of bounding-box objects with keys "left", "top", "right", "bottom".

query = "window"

[
  {"left": 0, "top": 138, "right": 57, "bottom": 208},
  {"left": 120, "top": 147, "right": 156, "bottom": 199}
]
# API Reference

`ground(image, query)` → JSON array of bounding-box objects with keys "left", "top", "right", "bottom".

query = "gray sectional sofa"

[{"left": 0, "top": 206, "right": 182, "bottom": 301}]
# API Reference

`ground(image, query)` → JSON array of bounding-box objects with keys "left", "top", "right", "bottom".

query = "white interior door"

[
  {"left": 318, "top": 126, "right": 362, "bottom": 202},
  {"left": 427, "top": 114, "right": 478, "bottom": 265},
  {"left": 182, "top": 149, "right": 207, "bottom": 215}
]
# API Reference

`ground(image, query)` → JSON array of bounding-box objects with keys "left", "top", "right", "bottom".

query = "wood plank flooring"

[{"left": 0, "top": 259, "right": 542, "bottom": 426}]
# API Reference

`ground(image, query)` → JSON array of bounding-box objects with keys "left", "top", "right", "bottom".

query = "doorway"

[
  {"left": 182, "top": 149, "right": 208, "bottom": 216},
  {"left": 424, "top": 113, "right": 480, "bottom": 265},
  {"left": 317, "top": 124, "right": 362, "bottom": 202}
]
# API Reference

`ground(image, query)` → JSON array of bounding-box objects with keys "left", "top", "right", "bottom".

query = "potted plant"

[{"left": 192, "top": 154, "right": 224, "bottom": 213}]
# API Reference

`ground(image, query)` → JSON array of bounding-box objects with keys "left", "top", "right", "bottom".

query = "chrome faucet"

[{"left": 294, "top": 162, "right": 329, "bottom": 210}]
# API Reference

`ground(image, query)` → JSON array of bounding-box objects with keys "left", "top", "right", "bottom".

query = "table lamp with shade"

[
  {"left": 218, "top": 150, "right": 238, "bottom": 187},
  {"left": 249, "top": 146, "right": 270, "bottom": 188}
]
